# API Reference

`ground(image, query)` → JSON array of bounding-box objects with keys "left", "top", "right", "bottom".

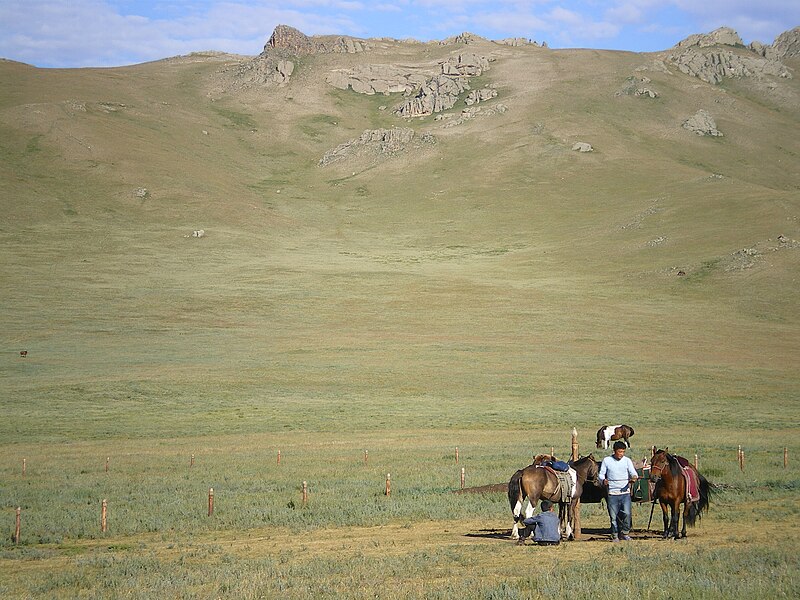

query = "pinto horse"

[
  {"left": 649, "top": 450, "right": 711, "bottom": 539},
  {"left": 596, "top": 424, "right": 635, "bottom": 449},
  {"left": 508, "top": 454, "right": 599, "bottom": 541}
]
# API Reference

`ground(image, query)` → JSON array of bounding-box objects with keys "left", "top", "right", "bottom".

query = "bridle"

[{"left": 649, "top": 453, "right": 668, "bottom": 482}]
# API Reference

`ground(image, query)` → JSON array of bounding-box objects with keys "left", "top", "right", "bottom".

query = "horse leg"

[
  {"left": 564, "top": 501, "right": 575, "bottom": 540},
  {"left": 669, "top": 501, "right": 681, "bottom": 539},
  {"left": 680, "top": 502, "right": 689, "bottom": 539},
  {"left": 510, "top": 496, "right": 524, "bottom": 540},
  {"left": 659, "top": 501, "right": 670, "bottom": 538}
]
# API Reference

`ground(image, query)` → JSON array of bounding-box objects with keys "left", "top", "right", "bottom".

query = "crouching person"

[{"left": 517, "top": 500, "right": 560, "bottom": 545}]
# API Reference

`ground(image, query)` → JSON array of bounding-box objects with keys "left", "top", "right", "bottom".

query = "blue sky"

[{"left": 1, "top": 1, "right": 798, "bottom": 68}]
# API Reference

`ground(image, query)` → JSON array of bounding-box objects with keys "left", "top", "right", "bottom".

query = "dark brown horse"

[
  {"left": 649, "top": 450, "right": 711, "bottom": 539},
  {"left": 596, "top": 424, "right": 635, "bottom": 449},
  {"left": 508, "top": 454, "right": 599, "bottom": 541}
]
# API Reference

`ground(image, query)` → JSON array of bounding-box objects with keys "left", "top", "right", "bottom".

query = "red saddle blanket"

[
  {"left": 683, "top": 466, "right": 700, "bottom": 503},
  {"left": 676, "top": 458, "right": 700, "bottom": 503}
]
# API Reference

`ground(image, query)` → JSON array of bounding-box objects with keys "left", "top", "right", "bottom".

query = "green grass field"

[{"left": 1, "top": 38, "right": 799, "bottom": 598}]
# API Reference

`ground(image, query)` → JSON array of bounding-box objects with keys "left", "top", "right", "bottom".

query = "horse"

[
  {"left": 508, "top": 454, "right": 599, "bottom": 541},
  {"left": 648, "top": 449, "right": 711, "bottom": 539},
  {"left": 596, "top": 424, "right": 635, "bottom": 449}
]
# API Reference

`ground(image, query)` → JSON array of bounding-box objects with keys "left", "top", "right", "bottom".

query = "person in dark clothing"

[{"left": 517, "top": 500, "right": 561, "bottom": 545}]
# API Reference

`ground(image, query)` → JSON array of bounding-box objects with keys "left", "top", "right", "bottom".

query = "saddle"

[{"left": 538, "top": 465, "right": 576, "bottom": 503}]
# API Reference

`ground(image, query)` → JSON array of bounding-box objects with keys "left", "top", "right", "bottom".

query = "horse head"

[{"left": 649, "top": 449, "right": 672, "bottom": 484}]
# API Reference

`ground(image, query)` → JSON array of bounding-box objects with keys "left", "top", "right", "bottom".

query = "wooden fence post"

[
  {"left": 364, "top": 449, "right": 368, "bottom": 466},
  {"left": 277, "top": 450, "right": 281, "bottom": 466},
  {"left": 784, "top": 447, "right": 788, "bottom": 468},
  {"left": 105, "top": 457, "right": 110, "bottom": 473},
  {"left": 22, "top": 458, "right": 26, "bottom": 477},
  {"left": 208, "top": 488, "right": 214, "bottom": 516},
  {"left": 385, "top": 473, "right": 391, "bottom": 497},
  {"left": 571, "top": 428, "right": 578, "bottom": 462},
  {"left": 101, "top": 499, "right": 108, "bottom": 532},
  {"left": 190, "top": 454, "right": 195, "bottom": 468},
  {"left": 14, "top": 507, "right": 21, "bottom": 544},
  {"left": 694, "top": 454, "right": 698, "bottom": 469},
  {"left": 460, "top": 467, "right": 465, "bottom": 489},
  {"left": 302, "top": 481, "right": 308, "bottom": 506},
  {"left": 455, "top": 447, "right": 459, "bottom": 464},
  {"left": 738, "top": 446, "right": 743, "bottom": 471}
]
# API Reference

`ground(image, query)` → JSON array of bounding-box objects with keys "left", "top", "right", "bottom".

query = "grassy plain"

[{"left": 1, "top": 36, "right": 799, "bottom": 598}]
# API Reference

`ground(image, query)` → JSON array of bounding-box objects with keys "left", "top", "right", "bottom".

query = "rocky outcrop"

[
  {"left": 319, "top": 128, "right": 435, "bottom": 166},
  {"left": 496, "top": 38, "right": 537, "bottom": 47},
  {"left": 265, "top": 24, "right": 367, "bottom": 55},
  {"left": 683, "top": 110, "right": 723, "bottom": 137},
  {"left": 394, "top": 53, "right": 492, "bottom": 118},
  {"left": 771, "top": 27, "right": 800, "bottom": 58},
  {"left": 439, "top": 32, "right": 487, "bottom": 46},
  {"left": 616, "top": 76, "right": 659, "bottom": 98},
  {"left": 667, "top": 27, "right": 792, "bottom": 84},
  {"left": 676, "top": 27, "right": 744, "bottom": 49},
  {"left": 464, "top": 87, "right": 497, "bottom": 105},
  {"left": 394, "top": 74, "right": 471, "bottom": 117},
  {"left": 222, "top": 55, "right": 296, "bottom": 88},
  {"left": 435, "top": 104, "right": 508, "bottom": 128},
  {"left": 326, "top": 65, "right": 429, "bottom": 95}
]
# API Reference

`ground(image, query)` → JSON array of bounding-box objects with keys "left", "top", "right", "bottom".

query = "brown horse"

[
  {"left": 508, "top": 454, "right": 599, "bottom": 541},
  {"left": 649, "top": 450, "right": 711, "bottom": 539},
  {"left": 596, "top": 424, "right": 635, "bottom": 449}
]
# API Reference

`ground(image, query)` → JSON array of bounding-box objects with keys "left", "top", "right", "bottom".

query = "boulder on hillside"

[
  {"left": 683, "top": 109, "right": 723, "bottom": 137},
  {"left": 572, "top": 142, "right": 593, "bottom": 152}
]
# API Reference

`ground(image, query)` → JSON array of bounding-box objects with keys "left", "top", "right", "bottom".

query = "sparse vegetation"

[{"left": 0, "top": 33, "right": 798, "bottom": 598}]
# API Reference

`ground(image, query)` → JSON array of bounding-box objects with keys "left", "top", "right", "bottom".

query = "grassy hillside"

[{"left": 0, "top": 36, "right": 798, "bottom": 598}]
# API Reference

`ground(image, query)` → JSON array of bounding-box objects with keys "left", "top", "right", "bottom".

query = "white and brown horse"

[
  {"left": 508, "top": 454, "right": 598, "bottom": 541},
  {"left": 596, "top": 424, "right": 635, "bottom": 449}
]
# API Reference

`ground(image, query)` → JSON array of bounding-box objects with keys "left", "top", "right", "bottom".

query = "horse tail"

[
  {"left": 508, "top": 470, "right": 524, "bottom": 521},
  {"left": 697, "top": 472, "right": 711, "bottom": 516},
  {"left": 686, "top": 472, "right": 712, "bottom": 527}
]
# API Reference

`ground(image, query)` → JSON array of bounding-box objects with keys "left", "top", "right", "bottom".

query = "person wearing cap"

[
  {"left": 517, "top": 500, "right": 561, "bottom": 545},
  {"left": 599, "top": 440, "right": 639, "bottom": 541}
]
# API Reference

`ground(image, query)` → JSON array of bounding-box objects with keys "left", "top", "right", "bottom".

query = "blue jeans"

[{"left": 606, "top": 493, "right": 632, "bottom": 536}]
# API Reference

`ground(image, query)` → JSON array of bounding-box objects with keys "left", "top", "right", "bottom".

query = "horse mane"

[
  {"left": 570, "top": 454, "right": 594, "bottom": 466},
  {"left": 660, "top": 451, "right": 683, "bottom": 478}
]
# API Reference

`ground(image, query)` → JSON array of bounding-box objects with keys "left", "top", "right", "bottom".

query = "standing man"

[{"left": 599, "top": 440, "right": 639, "bottom": 541}]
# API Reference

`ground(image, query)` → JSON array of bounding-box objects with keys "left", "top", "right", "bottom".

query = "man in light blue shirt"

[{"left": 599, "top": 440, "right": 639, "bottom": 541}]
